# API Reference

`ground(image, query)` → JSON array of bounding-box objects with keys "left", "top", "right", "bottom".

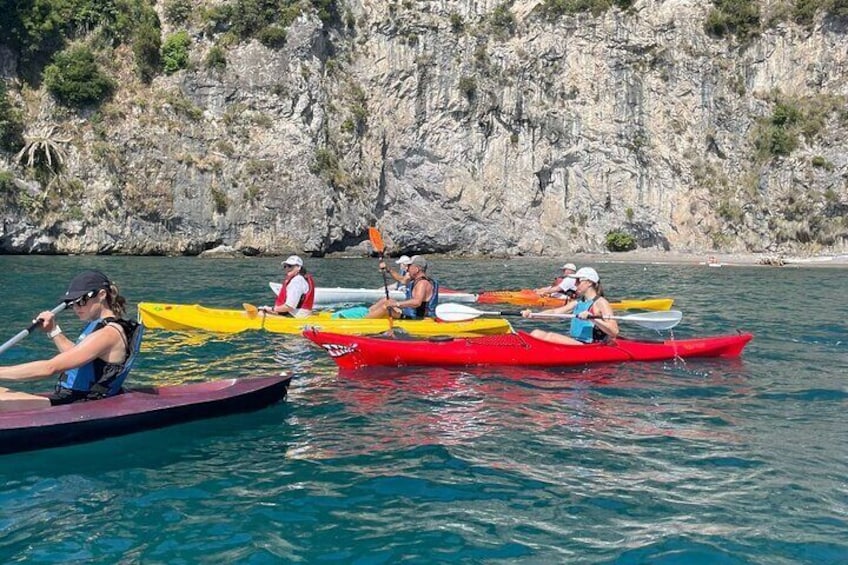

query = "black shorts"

[{"left": 48, "top": 387, "right": 90, "bottom": 406}]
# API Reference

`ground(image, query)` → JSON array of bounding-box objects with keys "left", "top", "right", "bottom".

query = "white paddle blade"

[
  {"left": 624, "top": 310, "right": 682, "bottom": 330},
  {"left": 435, "top": 303, "right": 501, "bottom": 322}
]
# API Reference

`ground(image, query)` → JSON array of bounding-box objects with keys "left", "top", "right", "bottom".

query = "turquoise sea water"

[{"left": 0, "top": 255, "right": 846, "bottom": 563}]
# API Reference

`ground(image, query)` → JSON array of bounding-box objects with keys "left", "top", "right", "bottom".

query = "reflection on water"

[{"left": 283, "top": 362, "right": 749, "bottom": 466}]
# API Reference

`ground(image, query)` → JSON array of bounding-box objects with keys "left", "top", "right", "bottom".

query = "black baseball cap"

[{"left": 59, "top": 270, "right": 111, "bottom": 302}]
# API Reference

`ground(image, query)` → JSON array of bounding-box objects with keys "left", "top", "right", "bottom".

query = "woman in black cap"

[{"left": 0, "top": 270, "right": 142, "bottom": 410}]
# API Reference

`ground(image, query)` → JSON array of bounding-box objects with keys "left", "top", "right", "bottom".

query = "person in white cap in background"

[
  {"left": 379, "top": 255, "right": 413, "bottom": 291},
  {"left": 522, "top": 267, "right": 619, "bottom": 345},
  {"left": 533, "top": 262, "right": 578, "bottom": 298},
  {"left": 261, "top": 255, "right": 315, "bottom": 317}
]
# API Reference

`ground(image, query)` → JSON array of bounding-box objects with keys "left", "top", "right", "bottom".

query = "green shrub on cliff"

[
  {"left": 162, "top": 31, "right": 191, "bottom": 74},
  {"left": 133, "top": 11, "right": 161, "bottom": 83},
  {"left": 705, "top": 0, "right": 760, "bottom": 41},
  {"left": 2, "top": 0, "right": 161, "bottom": 82},
  {"left": 827, "top": 0, "right": 848, "bottom": 18},
  {"left": 605, "top": 231, "right": 637, "bottom": 252},
  {"left": 164, "top": 0, "right": 193, "bottom": 24},
  {"left": 44, "top": 45, "right": 115, "bottom": 107},
  {"left": 753, "top": 94, "right": 845, "bottom": 161},
  {"left": 539, "top": 0, "right": 634, "bottom": 19},
  {"left": 0, "top": 83, "right": 25, "bottom": 153}
]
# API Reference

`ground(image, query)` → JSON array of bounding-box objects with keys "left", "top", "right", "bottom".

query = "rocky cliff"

[{"left": 1, "top": 0, "right": 847, "bottom": 256}]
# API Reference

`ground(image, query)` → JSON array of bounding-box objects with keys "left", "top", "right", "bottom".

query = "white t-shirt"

[
  {"left": 553, "top": 276, "right": 577, "bottom": 297},
  {"left": 285, "top": 275, "right": 312, "bottom": 317}
]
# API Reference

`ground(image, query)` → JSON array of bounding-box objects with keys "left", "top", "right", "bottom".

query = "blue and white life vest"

[
  {"left": 58, "top": 318, "right": 144, "bottom": 397},
  {"left": 569, "top": 298, "right": 596, "bottom": 343}
]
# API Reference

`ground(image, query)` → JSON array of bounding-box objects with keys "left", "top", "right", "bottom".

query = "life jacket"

[
  {"left": 401, "top": 276, "right": 439, "bottom": 319},
  {"left": 569, "top": 298, "right": 597, "bottom": 343},
  {"left": 274, "top": 273, "right": 315, "bottom": 311},
  {"left": 58, "top": 318, "right": 144, "bottom": 398}
]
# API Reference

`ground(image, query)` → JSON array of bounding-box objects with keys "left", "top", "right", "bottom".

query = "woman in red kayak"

[
  {"left": 0, "top": 270, "right": 142, "bottom": 411},
  {"left": 522, "top": 267, "right": 619, "bottom": 345}
]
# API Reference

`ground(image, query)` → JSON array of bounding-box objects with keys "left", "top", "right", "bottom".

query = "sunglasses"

[
  {"left": 284, "top": 264, "right": 298, "bottom": 269},
  {"left": 68, "top": 290, "right": 97, "bottom": 307}
]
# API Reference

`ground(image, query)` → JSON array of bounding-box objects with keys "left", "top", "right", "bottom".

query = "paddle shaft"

[
  {"left": 466, "top": 310, "right": 614, "bottom": 321},
  {"left": 0, "top": 302, "right": 68, "bottom": 356},
  {"left": 434, "top": 303, "right": 682, "bottom": 330}
]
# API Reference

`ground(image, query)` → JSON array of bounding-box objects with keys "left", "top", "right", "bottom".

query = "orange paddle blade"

[{"left": 368, "top": 226, "right": 385, "bottom": 254}]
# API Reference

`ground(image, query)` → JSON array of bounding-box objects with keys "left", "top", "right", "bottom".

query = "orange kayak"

[{"left": 476, "top": 290, "right": 674, "bottom": 310}]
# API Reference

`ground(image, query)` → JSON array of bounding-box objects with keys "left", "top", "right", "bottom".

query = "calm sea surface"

[{"left": 0, "top": 255, "right": 846, "bottom": 563}]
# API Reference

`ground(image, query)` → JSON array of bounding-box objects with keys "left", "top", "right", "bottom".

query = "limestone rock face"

[{"left": 1, "top": 0, "right": 846, "bottom": 256}]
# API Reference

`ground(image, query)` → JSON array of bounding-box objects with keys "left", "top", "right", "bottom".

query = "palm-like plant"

[{"left": 15, "top": 125, "right": 73, "bottom": 175}]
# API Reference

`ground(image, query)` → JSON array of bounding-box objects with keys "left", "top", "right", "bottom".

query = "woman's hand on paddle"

[
  {"left": 378, "top": 261, "right": 387, "bottom": 271},
  {"left": 34, "top": 311, "right": 58, "bottom": 333},
  {"left": 521, "top": 309, "right": 532, "bottom": 318}
]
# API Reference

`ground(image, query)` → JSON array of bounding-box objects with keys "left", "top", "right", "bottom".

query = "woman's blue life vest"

[
  {"left": 569, "top": 298, "right": 597, "bottom": 343},
  {"left": 401, "top": 276, "right": 439, "bottom": 319},
  {"left": 58, "top": 318, "right": 144, "bottom": 398}
]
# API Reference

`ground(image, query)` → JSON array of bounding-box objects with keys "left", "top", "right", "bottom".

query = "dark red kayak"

[
  {"left": 0, "top": 376, "right": 290, "bottom": 454},
  {"left": 304, "top": 329, "right": 753, "bottom": 370}
]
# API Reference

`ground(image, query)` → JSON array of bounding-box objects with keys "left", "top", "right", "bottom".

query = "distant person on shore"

[
  {"left": 533, "top": 262, "right": 578, "bottom": 299},
  {"left": 260, "top": 255, "right": 315, "bottom": 318},
  {"left": 366, "top": 255, "right": 439, "bottom": 319},
  {"left": 0, "top": 270, "right": 143, "bottom": 411},
  {"left": 522, "top": 267, "right": 618, "bottom": 345},
  {"left": 380, "top": 255, "right": 413, "bottom": 291}
]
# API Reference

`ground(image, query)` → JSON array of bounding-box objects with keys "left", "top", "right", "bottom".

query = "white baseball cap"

[
  {"left": 395, "top": 255, "right": 412, "bottom": 265},
  {"left": 561, "top": 263, "right": 577, "bottom": 271},
  {"left": 574, "top": 267, "right": 599, "bottom": 283},
  {"left": 282, "top": 255, "right": 303, "bottom": 267}
]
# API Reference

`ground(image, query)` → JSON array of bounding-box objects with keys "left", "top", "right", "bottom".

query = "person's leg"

[
  {"left": 365, "top": 298, "right": 390, "bottom": 319},
  {"left": 0, "top": 390, "right": 51, "bottom": 412},
  {"left": 528, "top": 329, "right": 583, "bottom": 346}
]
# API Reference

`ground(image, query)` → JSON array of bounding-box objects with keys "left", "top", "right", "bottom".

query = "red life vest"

[{"left": 274, "top": 273, "right": 315, "bottom": 310}]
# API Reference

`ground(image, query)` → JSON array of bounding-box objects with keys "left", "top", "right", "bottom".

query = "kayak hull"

[
  {"left": 477, "top": 291, "right": 674, "bottom": 310},
  {"left": 304, "top": 330, "right": 753, "bottom": 370},
  {"left": 269, "top": 283, "right": 478, "bottom": 305},
  {"left": 138, "top": 302, "right": 512, "bottom": 337},
  {"left": 0, "top": 376, "right": 290, "bottom": 454}
]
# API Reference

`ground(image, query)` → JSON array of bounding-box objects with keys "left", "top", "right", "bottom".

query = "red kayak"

[
  {"left": 304, "top": 329, "right": 753, "bottom": 370},
  {"left": 0, "top": 376, "right": 290, "bottom": 454}
]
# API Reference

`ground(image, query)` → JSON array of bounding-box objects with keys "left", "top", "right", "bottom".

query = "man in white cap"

[
  {"left": 261, "top": 255, "right": 315, "bottom": 317},
  {"left": 366, "top": 255, "right": 438, "bottom": 319},
  {"left": 534, "top": 262, "right": 578, "bottom": 298},
  {"left": 379, "top": 255, "right": 413, "bottom": 291},
  {"left": 522, "top": 266, "right": 619, "bottom": 345}
]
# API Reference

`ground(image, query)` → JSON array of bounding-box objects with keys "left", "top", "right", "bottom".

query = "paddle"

[
  {"left": 368, "top": 225, "right": 390, "bottom": 301},
  {"left": 0, "top": 302, "right": 69, "bottom": 356},
  {"left": 435, "top": 303, "right": 683, "bottom": 331},
  {"left": 243, "top": 303, "right": 268, "bottom": 329},
  {"left": 368, "top": 225, "right": 395, "bottom": 332}
]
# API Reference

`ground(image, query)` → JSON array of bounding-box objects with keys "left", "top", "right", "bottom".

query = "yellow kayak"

[{"left": 137, "top": 302, "right": 513, "bottom": 337}]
